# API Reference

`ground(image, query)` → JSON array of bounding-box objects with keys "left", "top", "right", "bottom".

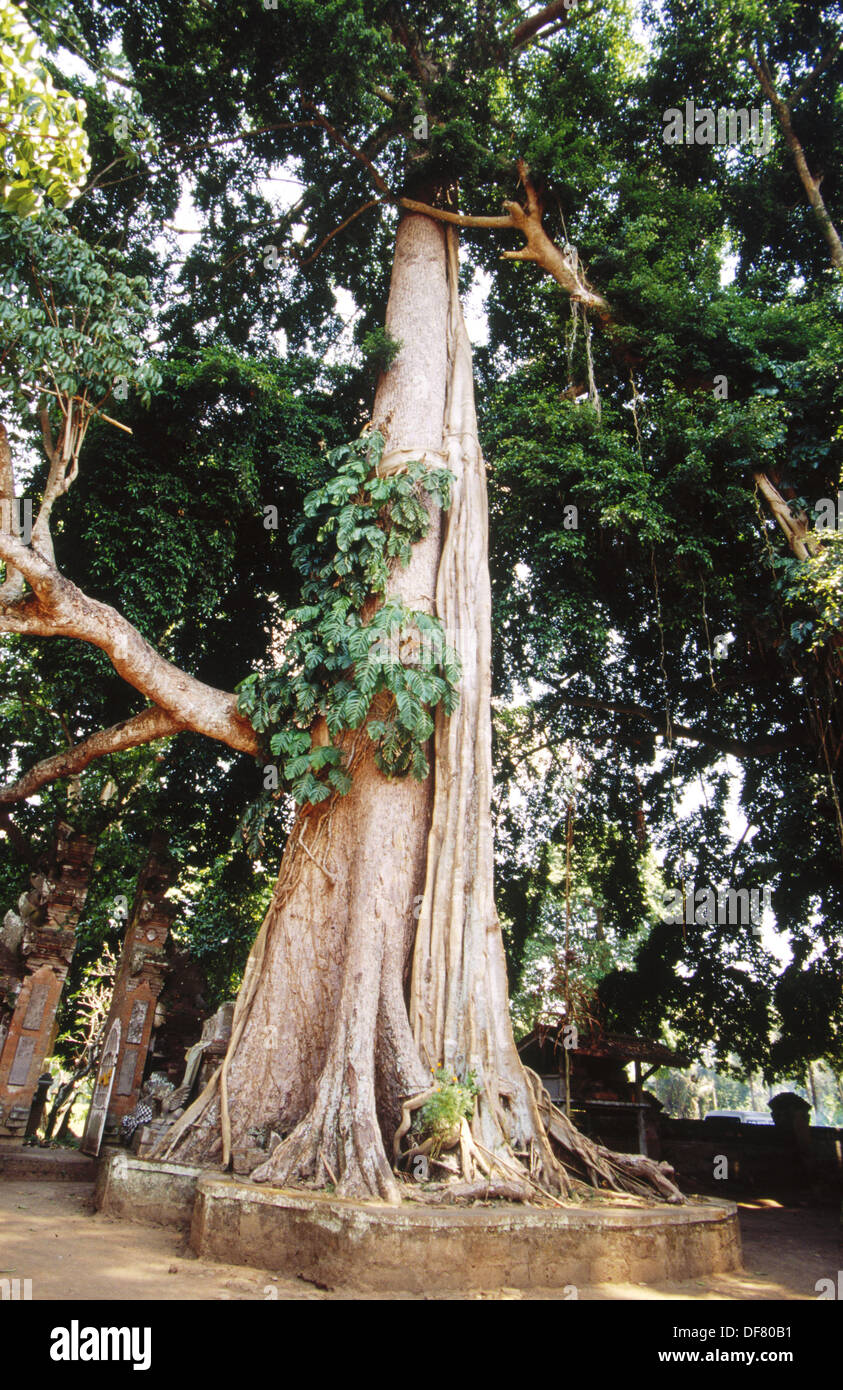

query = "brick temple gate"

[
  {"left": 0, "top": 824, "right": 95, "bottom": 1142},
  {"left": 81, "top": 838, "right": 177, "bottom": 1154}
]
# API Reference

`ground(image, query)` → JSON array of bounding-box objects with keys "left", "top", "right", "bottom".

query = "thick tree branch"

[
  {"left": 0, "top": 706, "right": 184, "bottom": 807},
  {"left": 510, "top": 0, "right": 576, "bottom": 49},
  {"left": 400, "top": 161, "right": 609, "bottom": 312},
  {"left": 0, "top": 532, "right": 259, "bottom": 756},
  {"left": 501, "top": 161, "right": 609, "bottom": 310},
  {"left": 753, "top": 471, "right": 817, "bottom": 561},
  {"left": 296, "top": 127, "right": 608, "bottom": 316},
  {"left": 398, "top": 197, "right": 512, "bottom": 229},
  {"left": 747, "top": 48, "right": 843, "bottom": 270}
]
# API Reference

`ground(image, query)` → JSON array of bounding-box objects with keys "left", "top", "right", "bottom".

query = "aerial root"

[
  {"left": 393, "top": 1073, "right": 685, "bottom": 1206},
  {"left": 393, "top": 1103, "right": 562, "bottom": 1206},
  {"left": 526, "top": 1072, "right": 684, "bottom": 1204},
  {"left": 392, "top": 1086, "right": 437, "bottom": 1164}
]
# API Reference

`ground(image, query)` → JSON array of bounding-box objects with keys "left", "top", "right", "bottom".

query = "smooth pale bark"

[
  {"left": 753, "top": 471, "right": 817, "bottom": 562},
  {"left": 400, "top": 163, "right": 609, "bottom": 315},
  {"left": 408, "top": 228, "right": 565, "bottom": 1187}
]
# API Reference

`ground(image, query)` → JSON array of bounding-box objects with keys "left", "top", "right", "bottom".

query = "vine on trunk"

[{"left": 235, "top": 428, "right": 459, "bottom": 852}]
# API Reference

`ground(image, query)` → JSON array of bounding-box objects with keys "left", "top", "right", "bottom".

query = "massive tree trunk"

[
  {"left": 159, "top": 211, "right": 448, "bottom": 1200},
  {"left": 158, "top": 207, "right": 681, "bottom": 1205}
]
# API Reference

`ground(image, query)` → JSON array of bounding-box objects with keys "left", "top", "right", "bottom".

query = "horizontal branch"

[
  {"left": 400, "top": 161, "right": 609, "bottom": 312},
  {"left": 0, "top": 706, "right": 183, "bottom": 807},
  {"left": 398, "top": 197, "right": 513, "bottom": 229},
  {"left": 0, "top": 532, "right": 259, "bottom": 757}
]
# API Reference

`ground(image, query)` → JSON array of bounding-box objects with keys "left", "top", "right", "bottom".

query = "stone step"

[{"left": 0, "top": 1145, "right": 99, "bottom": 1182}]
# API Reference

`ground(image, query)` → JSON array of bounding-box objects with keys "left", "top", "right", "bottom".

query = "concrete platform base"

[
  {"left": 95, "top": 1151, "right": 202, "bottom": 1230},
  {"left": 95, "top": 1153, "right": 740, "bottom": 1291}
]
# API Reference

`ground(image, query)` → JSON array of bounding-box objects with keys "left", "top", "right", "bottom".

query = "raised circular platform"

[{"left": 95, "top": 1152, "right": 741, "bottom": 1293}]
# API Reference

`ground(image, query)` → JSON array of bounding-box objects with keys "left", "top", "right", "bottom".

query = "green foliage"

[
  {"left": 235, "top": 430, "right": 459, "bottom": 851},
  {"left": 0, "top": 336, "right": 346, "bottom": 1019},
  {"left": 0, "top": 0, "right": 89, "bottom": 214},
  {"left": 416, "top": 1067, "right": 478, "bottom": 1155},
  {"left": 165, "top": 850, "right": 275, "bottom": 1007},
  {"left": 0, "top": 205, "right": 160, "bottom": 414},
  {"left": 650, "top": 1059, "right": 843, "bottom": 1126},
  {"left": 359, "top": 326, "right": 402, "bottom": 375},
  {"left": 783, "top": 532, "right": 843, "bottom": 654},
  {"left": 483, "top": 262, "right": 843, "bottom": 1074}
]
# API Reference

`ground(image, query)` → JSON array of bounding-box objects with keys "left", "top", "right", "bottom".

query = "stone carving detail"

[
  {"left": 126, "top": 1000, "right": 148, "bottom": 1045},
  {"left": 21, "top": 978, "right": 49, "bottom": 1032},
  {"left": 132, "top": 1002, "right": 235, "bottom": 1157},
  {"left": 116, "top": 1045, "right": 139, "bottom": 1096},
  {"left": 83, "top": 1018, "right": 121, "bottom": 1156},
  {"left": 8, "top": 1036, "right": 35, "bottom": 1088}
]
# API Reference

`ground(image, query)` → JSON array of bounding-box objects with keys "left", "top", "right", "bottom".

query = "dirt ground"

[{"left": 0, "top": 1180, "right": 839, "bottom": 1300}]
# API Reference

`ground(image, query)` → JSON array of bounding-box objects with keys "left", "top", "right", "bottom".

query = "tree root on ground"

[
  {"left": 392, "top": 1073, "right": 684, "bottom": 1207},
  {"left": 403, "top": 1179, "right": 537, "bottom": 1204}
]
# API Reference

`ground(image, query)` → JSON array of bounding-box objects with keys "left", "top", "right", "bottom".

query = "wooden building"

[{"left": 517, "top": 1022, "right": 689, "bottom": 1157}]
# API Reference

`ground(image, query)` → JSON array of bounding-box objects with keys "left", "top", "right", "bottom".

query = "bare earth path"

[{"left": 0, "top": 1180, "right": 838, "bottom": 1300}]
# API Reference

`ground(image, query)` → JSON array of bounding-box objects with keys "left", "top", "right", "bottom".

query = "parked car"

[{"left": 704, "top": 1109, "right": 774, "bottom": 1126}]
